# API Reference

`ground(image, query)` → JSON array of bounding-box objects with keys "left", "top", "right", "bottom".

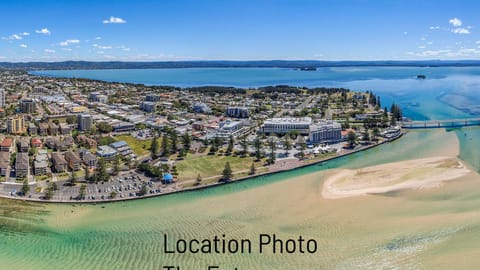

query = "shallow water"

[
  {"left": 1, "top": 129, "right": 479, "bottom": 269},
  {"left": 10, "top": 67, "right": 480, "bottom": 268}
]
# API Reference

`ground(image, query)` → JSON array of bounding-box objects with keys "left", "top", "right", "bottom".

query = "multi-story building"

[
  {"left": 262, "top": 117, "right": 312, "bottom": 135},
  {"left": 308, "top": 120, "right": 342, "bottom": 144},
  {"left": 192, "top": 103, "right": 211, "bottom": 114},
  {"left": 0, "top": 88, "right": 5, "bottom": 108},
  {"left": 96, "top": 145, "right": 118, "bottom": 160},
  {"left": 146, "top": 94, "right": 161, "bottom": 102},
  {"left": 34, "top": 150, "right": 49, "bottom": 176},
  {"left": 15, "top": 152, "right": 29, "bottom": 178},
  {"left": 140, "top": 101, "right": 157, "bottom": 112},
  {"left": 51, "top": 152, "right": 67, "bottom": 173},
  {"left": 0, "top": 152, "right": 9, "bottom": 176},
  {"left": 19, "top": 99, "right": 35, "bottom": 113},
  {"left": 17, "top": 137, "right": 29, "bottom": 152},
  {"left": 226, "top": 106, "right": 249, "bottom": 118},
  {"left": 78, "top": 114, "right": 93, "bottom": 131},
  {"left": 65, "top": 151, "right": 82, "bottom": 171},
  {"left": 7, "top": 115, "right": 26, "bottom": 134},
  {"left": 215, "top": 120, "right": 249, "bottom": 138}
]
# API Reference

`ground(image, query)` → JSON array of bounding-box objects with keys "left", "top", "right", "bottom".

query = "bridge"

[{"left": 401, "top": 117, "right": 480, "bottom": 129}]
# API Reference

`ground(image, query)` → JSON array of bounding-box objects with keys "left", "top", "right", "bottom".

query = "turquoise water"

[
  {"left": 6, "top": 67, "right": 478, "bottom": 269},
  {"left": 32, "top": 66, "right": 479, "bottom": 121}
]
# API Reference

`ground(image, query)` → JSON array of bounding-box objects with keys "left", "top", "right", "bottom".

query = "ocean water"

[{"left": 3, "top": 67, "right": 477, "bottom": 269}]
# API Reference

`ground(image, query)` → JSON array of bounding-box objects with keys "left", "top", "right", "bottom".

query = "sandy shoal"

[{"left": 322, "top": 156, "right": 471, "bottom": 199}]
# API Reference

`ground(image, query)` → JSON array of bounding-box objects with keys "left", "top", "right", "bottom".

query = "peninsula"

[{"left": 0, "top": 70, "right": 403, "bottom": 203}]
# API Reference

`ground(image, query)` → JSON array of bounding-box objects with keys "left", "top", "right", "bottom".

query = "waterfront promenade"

[{"left": 0, "top": 133, "right": 403, "bottom": 204}]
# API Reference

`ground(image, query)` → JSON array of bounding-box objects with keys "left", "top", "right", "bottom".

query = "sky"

[{"left": 2, "top": 0, "right": 480, "bottom": 62}]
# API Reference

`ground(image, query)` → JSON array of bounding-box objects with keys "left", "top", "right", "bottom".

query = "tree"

[
  {"left": 347, "top": 131, "right": 356, "bottom": 146},
  {"left": 161, "top": 133, "right": 169, "bottom": 156},
  {"left": 362, "top": 130, "right": 370, "bottom": 141},
  {"left": 139, "top": 182, "right": 148, "bottom": 195},
  {"left": 170, "top": 131, "right": 178, "bottom": 153},
  {"left": 110, "top": 191, "right": 117, "bottom": 199},
  {"left": 196, "top": 174, "right": 202, "bottom": 185},
  {"left": 84, "top": 166, "right": 90, "bottom": 182},
  {"left": 209, "top": 139, "right": 218, "bottom": 155},
  {"left": 240, "top": 136, "right": 248, "bottom": 157},
  {"left": 372, "top": 127, "right": 380, "bottom": 141},
  {"left": 96, "top": 157, "right": 110, "bottom": 183},
  {"left": 182, "top": 133, "right": 192, "bottom": 152},
  {"left": 44, "top": 185, "right": 54, "bottom": 200},
  {"left": 249, "top": 162, "right": 256, "bottom": 175},
  {"left": 284, "top": 137, "right": 292, "bottom": 154},
  {"left": 268, "top": 138, "right": 276, "bottom": 164},
  {"left": 96, "top": 122, "right": 113, "bottom": 133},
  {"left": 113, "top": 155, "right": 121, "bottom": 175},
  {"left": 222, "top": 162, "right": 233, "bottom": 181},
  {"left": 254, "top": 137, "right": 262, "bottom": 160},
  {"left": 151, "top": 136, "right": 159, "bottom": 158},
  {"left": 226, "top": 135, "right": 234, "bottom": 155},
  {"left": 67, "top": 170, "right": 77, "bottom": 186},
  {"left": 66, "top": 115, "right": 77, "bottom": 125},
  {"left": 21, "top": 178, "right": 30, "bottom": 196},
  {"left": 78, "top": 184, "right": 86, "bottom": 200}
]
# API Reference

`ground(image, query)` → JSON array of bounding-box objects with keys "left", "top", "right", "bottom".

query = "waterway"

[{"left": 4, "top": 66, "right": 478, "bottom": 269}]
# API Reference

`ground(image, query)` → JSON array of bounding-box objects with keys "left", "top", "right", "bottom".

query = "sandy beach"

[{"left": 322, "top": 156, "right": 471, "bottom": 199}]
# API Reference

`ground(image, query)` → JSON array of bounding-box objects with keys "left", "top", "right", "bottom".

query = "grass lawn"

[
  {"left": 176, "top": 154, "right": 256, "bottom": 181},
  {"left": 114, "top": 135, "right": 152, "bottom": 157}
]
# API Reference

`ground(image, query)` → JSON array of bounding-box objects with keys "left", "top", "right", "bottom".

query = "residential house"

[
  {"left": 38, "top": 123, "right": 49, "bottom": 136},
  {"left": 0, "top": 138, "right": 13, "bottom": 152},
  {"left": 0, "top": 152, "right": 9, "bottom": 176}
]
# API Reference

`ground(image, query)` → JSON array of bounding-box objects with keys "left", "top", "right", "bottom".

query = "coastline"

[{"left": 0, "top": 132, "right": 404, "bottom": 204}]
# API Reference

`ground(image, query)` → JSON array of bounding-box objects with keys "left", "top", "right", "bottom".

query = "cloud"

[
  {"left": 19, "top": 44, "right": 27, "bottom": 48},
  {"left": 62, "top": 48, "right": 72, "bottom": 51},
  {"left": 9, "top": 34, "right": 22, "bottom": 40},
  {"left": 403, "top": 31, "right": 408, "bottom": 35},
  {"left": 116, "top": 45, "right": 130, "bottom": 51},
  {"left": 20, "top": 32, "right": 30, "bottom": 36},
  {"left": 95, "top": 36, "right": 102, "bottom": 40},
  {"left": 35, "top": 28, "right": 51, "bottom": 35},
  {"left": 103, "top": 16, "right": 126, "bottom": 24},
  {"left": 418, "top": 46, "right": 426, "bottom": 49},
  {"left": 415, "top": 50, "right": 451, "bottom": 57},
  {"left": 452, "top": 28, "right": 470, "bottom": 34},
  {"left": 429, "top": 26, "right": 440, "bottom": 30},
  {"left": 449, "top": 18, "right": 462, "bottom": 27},
  {"left": 44, "top": 49, "right": 56, "bottom": 53},
  {"left": 59, "top": 39, "right": 80, "bottom": 46},
  {"left": 93, "top": 44, "right": 112, "bottom": 49}
]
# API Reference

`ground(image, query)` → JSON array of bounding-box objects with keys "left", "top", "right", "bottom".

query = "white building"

[
  {"left": 262, "top": 117, "right": 312, "bottom": 135},
  {"left": 226, "top": 106, "right": 249, "bottom": 118},
  {"left": 78, "top": 114, "right": 93, "bottom": 131},
  {"left": 308, "top": 120, "right": 342, "bottom": 144},
  {"left": 215, "top": 120, "right": 248, "bottom": 138}
]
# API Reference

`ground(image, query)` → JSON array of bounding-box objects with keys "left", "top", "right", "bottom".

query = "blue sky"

[{"left": 2, "top": 0, "right": 480, "bottom": 61}]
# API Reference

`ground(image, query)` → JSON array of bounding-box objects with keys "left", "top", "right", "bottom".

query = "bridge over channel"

[{"left": 401, "top": 118, "right": 480, "bottom": 129}]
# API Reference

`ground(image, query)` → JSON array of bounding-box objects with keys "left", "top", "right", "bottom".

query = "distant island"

[
  {"left": 2, "top": 60, "right": 480, "bottom": 71},
  {"left": 295, "top": 67, "right": 317, "bottom": 71}
]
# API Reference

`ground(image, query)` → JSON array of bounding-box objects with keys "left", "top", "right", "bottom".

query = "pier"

[{"left": 401, "top": 118, "right": 480, "bottom": 129}]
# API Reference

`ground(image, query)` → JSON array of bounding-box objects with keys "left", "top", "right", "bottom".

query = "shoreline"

[{"left": 0, "top": 132, "right": 404, "bottom": 204}]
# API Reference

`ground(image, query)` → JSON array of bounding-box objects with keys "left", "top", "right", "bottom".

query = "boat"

[{"left": 417, "top": 74, "right": 426, "bottom": 79}]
